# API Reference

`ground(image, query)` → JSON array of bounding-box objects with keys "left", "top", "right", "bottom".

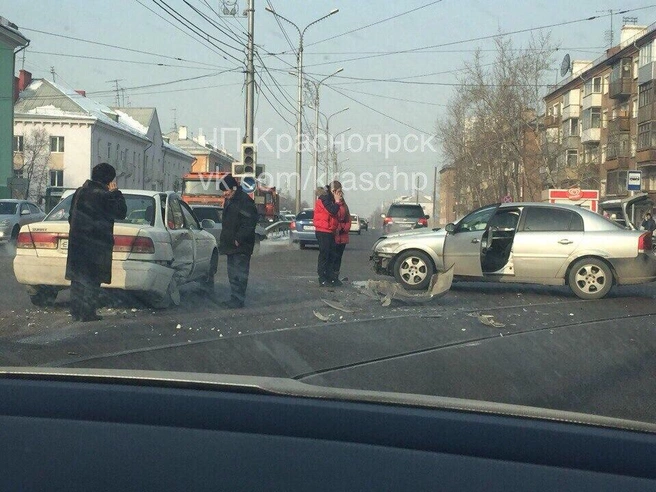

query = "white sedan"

[{"left": 13, "top": 190, "right": 219, "bottom": 308}]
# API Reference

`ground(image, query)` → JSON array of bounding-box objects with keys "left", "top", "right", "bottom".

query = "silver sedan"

[
  {"left": 0, "top": 199, "right": 46, "bottom": 244},
  {"left": 371, "top": 202, "right": 656, "bottom": 300}
]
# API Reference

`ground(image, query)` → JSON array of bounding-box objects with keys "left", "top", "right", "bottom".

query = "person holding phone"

[
  {"left": 313, "top": 183, "right": 341, "bottom": 286},
  {"left": 331, "top": 181, "right": 351, "bottom": 287},
  {"left": 66, "top": 163, "right": 127, "bottom": 321}
]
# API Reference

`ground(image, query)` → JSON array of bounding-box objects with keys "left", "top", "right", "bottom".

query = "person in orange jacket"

[
  {"left": 314, "top": 184, "right": 341, "bottom": 286},
  {"left": 332, "top": 181, "right": 350, "bottom": 287}
]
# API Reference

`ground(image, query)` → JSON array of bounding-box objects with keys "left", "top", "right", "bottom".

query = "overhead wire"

[{"left": 266, "top": 0, "right": 297, "bottom": 55}]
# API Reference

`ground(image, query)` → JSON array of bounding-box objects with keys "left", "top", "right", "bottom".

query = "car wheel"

[
  {"left": 358, "top": 230, "right": 361, "bottom": 235},
  {"left": 11, "top": 225, "right": 19, "bottom": 242},
  {"left": 394, "top": 250, "right": 434, "bottom": 291},
  {"left": 201, "top": 251, "right": 218, "bottom": 295},
  {"left": 300, "top": 242, "right": 306, "bottom": 250},
  {"left": 29, "top": 286, "right": 58, "bottom": 307},
  {"left": 567, "top": 258, "right": 613, "bottom": 300}
]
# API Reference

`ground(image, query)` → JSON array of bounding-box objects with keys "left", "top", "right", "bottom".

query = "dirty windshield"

[{"left": 3, "top": 0, "right": 656, "bottom": 428}]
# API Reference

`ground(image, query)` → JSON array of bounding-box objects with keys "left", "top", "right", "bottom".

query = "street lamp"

[
  {"left": 319, "top": 108, "right": 349, "bottom": 180},
  {"left": 265, "top": 6, "right": 340, "bottom": 214},
  {"left": 311, "top": 68, "right": 343, "bottom": 189}
]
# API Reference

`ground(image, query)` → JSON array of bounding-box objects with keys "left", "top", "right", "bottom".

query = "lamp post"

[
  {"left": 329, "top": 127, "right": 351, "bottom": 177},
  {"left": 319, "top": 108, "right": 349, "bottom": 180},
  {"left": 310, "top": 68, "right": 343, "bottom": 190},
  {"left": 265, "top": 6, "right": 339, "bottom": 214}
]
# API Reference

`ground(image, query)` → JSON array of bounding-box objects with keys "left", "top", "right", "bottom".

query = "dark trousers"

[
  {"left": 316, "top": 231, "right": 337, "bottom": 282},
  {"left": 70, "top": 277, "right": 101, "bottom": 317},
  {"left": 333, "top": 243, "right": 346, "bottom": 280},
  {"left": 227, "top": 253, "right": 251, "bottom": 305}
]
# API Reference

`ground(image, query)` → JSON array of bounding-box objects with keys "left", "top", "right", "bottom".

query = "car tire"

[
  {"left": 394, "top": 250, "right": 434, "bottom": 291},
  {"left": 29, "top": 286, "right": 58, "bottom": 307},
  {"left": 11, "top": 225, "right": 19, "bottom": 242},
  {"left": 300, "top": 242, "right": 306, "bottom": 250},
  {"left": 201, "top": 251, "right": 218, "bottom": 295},
  {"left": 567, "top": 257, "right": 613, "bottom": 300},
  {"left": 358, "top": 230, "right": 361, "bottom": 235}
]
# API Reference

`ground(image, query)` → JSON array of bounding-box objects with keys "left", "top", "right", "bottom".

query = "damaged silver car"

[{"left": 371, "top": 202, "right": 656, "bottom": 300}]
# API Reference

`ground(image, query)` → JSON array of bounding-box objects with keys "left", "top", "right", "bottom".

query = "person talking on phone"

[
  {"left": 66, "top": 163, "right": 127, "bottom": 321},
  {"left": 313, "top": 183, "right": 341, "bottom": 287}
]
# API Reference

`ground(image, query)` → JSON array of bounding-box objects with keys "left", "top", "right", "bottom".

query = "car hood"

[{"left": 379, "top": 228, "right": 445, "bottom": 241}]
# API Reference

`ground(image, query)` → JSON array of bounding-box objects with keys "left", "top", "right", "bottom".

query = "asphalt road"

[{"left": 1, "top": 231, "right": 655, "bottom": 424}]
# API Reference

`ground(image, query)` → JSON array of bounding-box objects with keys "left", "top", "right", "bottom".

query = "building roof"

[
  {"left": 163, "top": 129, "right": 234, "bottom": 162},
  {"left": 0, "top": 17, "right": 28, "bottom": 47},
  {"left": 111, "top": 107, "right": 156, "bottom": 129},
  {"left": 15, "top": 79, "right": 149, "bottom": 142}
]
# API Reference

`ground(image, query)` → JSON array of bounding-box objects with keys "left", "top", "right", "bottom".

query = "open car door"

[
  {"left": 443, "top": 204, "right": 499, "bottom": 277},
  {"left": 165, "top": 194, "right": 196, "bottom": 282}
]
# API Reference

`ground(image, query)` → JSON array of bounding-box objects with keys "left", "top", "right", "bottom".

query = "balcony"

[
  {"left": 563, "top": 135, "right": 580, "bottom": 149},
  {"left": 544, "top": 114, "right": 560, "bottom": 127},
  {"left": 639, "top": 103, "right": 656, "bottom": 124},
  {"left": 636, "top": 149, "right": 656, "bottom": 164},
  {"left": 582, "top": 92, "right": 602, "bottom": 109},
  {"left": 609, "top": 77, "right": 633, "bottom": 99},
  {"left": 562, "top": 104, "right": 580, "bottom": 120},
  {"left": 608, "top": 113, "right": 631, "bottom": 133},
  {"left": 605, "top": 156, "right": 631, "bottom": 171},
  {"left": 581, "top": 128, "right": 601, "bottom": 143},
  {"left": 638, "top": 61, "right": 656, "bottom": 85}
]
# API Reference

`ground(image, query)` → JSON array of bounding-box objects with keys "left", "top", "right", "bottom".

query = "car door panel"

[
  {"left": 180, "top": 201, "right": 212, "bottom": 280},
  {"left": 165, "top": 195, "right": 195, "bottom": 282}
]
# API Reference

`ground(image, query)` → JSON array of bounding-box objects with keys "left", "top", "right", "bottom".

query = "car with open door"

[
  {"left": 13, "top": 190, "right": 218, "bottom": 308},
  {"left": 371, "top": 202, "right": 656, "bottom": 299}
]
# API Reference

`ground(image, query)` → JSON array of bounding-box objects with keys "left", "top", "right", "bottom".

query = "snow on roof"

[
  {"left": 114, "top": 109, "right": 149, "bottom": 135},
  {"left": 163, "top": 140, "right": 194, "bottom": 159}
]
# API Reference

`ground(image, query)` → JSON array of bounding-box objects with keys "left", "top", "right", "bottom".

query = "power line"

[
  {"left": 257, "top": 82, "right": 296, "bottom": 129},
  {"left": 20, "top": 26, "right": 233, "bottom": 69},
  {"left": 267, "top": 0, "right": 297, "bottom": 55},
  {"left": 201, "top": 0, "right": 248, "bottom": 40},
  {"left": 336, "top": 86, "right": 447, "bottom": 107},
  {"left": 274, "top": 46, "right": 608, "bottom": 55},
  {"left": 151, "top": 0, "right": 245, "bottom": 64},
  {"left": 183, "top": 0, "right": 246, "bottom": 46},
  {"left": 304, "top": 0, "right": 444, "bottom": 49}
]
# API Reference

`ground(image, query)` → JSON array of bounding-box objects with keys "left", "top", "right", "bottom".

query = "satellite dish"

[{"left": 560, "top": 54, "right": 571, "bottom": 77}]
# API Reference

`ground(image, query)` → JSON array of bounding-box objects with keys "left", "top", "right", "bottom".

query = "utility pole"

[
  {"left": 245, "top": 0, "right": 255, "bottom": 144},
  {"left": 432, "top": 166, "right": 437, "bottom": 227},
  {"left": 50, "top": 66, "right": 56, "bottom": 83},
  {"left": 107, "top": 79, "right": 123, "bottom": 107},
  {"left": 265, "top": 6, "right": 340, "bottom": 214}
]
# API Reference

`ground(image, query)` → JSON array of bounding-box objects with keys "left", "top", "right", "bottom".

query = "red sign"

[
  {"left": 567, "top": 187, "right": 582, "bottom": 200},
  {"left": 502, "top": 194, "right": 513, "bottom": 203}
]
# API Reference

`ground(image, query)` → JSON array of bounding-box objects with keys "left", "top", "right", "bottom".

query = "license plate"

[
  {"left": 304, "top": 225, "right": 315, "bottom": 231},
  {"left": 59, "top": 239, "right": 68, "bottom": 250}
]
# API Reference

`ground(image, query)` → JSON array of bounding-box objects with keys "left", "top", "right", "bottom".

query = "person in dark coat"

[
  {"left": 641, "top": 212, "right": 656, "bottom": 233},
  {"left": 332, "top": 181, "right": 351, "bottom": 287},
  {"left": 66, "top": 163, "right": 127, "bottom": 321},
  {"left": 218, "top": 174, "right": 258, "bottom": 308}
]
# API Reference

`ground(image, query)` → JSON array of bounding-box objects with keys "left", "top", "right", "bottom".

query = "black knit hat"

[
  {"left": 91, "top": 162, "right": 117, "bottom": 185},
  {"left": 219, "top": 174, "right": 239, "bottom": 191}
]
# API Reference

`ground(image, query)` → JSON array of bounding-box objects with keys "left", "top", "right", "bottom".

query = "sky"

[{"left": 3, "top": 0, "right": 656, "bottom": 216}]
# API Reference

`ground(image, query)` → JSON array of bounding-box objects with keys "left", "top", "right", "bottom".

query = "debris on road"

[
  {"left": 175, "top": 324, "right": 182, "bottom": 330},
  {"left": 353, "top": 267, "right": 453, "bottom": 306},
  {"left": 476, "top": 314, "right": 506, "bottom": 328},
  {"left": 321, "top": 299, "right": 356, "bottom": 313},
  {"left": 313, "top": 311, "right": 330, "bottom": 322}
]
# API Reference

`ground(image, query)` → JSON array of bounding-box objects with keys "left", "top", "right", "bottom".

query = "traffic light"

[{"left": 241, "top": 143, "right": 256, "bottom": 174}]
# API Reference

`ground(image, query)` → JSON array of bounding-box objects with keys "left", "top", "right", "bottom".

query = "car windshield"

[
  {"left": 4, "top": 1, "right": 656, "bottom": 433},
  {"left": 0, "top": 203, "right": 17, "bottom": 215},
  {"left": 46, "top": 194, "right": 156, "bottom": 226},
  {"left": 388, "top": 205, "right": 424, "bottom": 218}
]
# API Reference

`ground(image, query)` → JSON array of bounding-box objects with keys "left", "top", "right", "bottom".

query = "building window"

[
  {"left": 97, "top": 138, "right": 102, "bottom": 157},
  {"left": 633, "top": 97, "right": 638, "bottom": 117},
  {"left": 638, "top": 122, "right": 651, "bottom": 150},
  {"left": 13, "top": 135, "right": 24, "bottom": 152},
  {"left": 584, "top": 77, "right": 602, "bottom": 96},
  {"left": 639, "top": 41, "right": 653, "bottom": 67},
  {"left": 582, "top": 107, "right": 601, "bottom": 130},
  {"left": 49, "top": 170, "right": 64, "bottom": 187},
  {"left": 634, "top": 58, "right": 639, "bottom": 79},
  {"left": 107, "top": 142, "right": 111, "bottom": 159},
  {"left": 639, "top": 82, "right": 652, "bottom": 107},
  {"left": 604, "top": 75, "right": 609, "bottom": 94},
  {"left": 602, "top": 109, "right": 608, "bottom": 129},
  {"left": 566, "top": 149, "right": 578, "bottom": 167},
  {"left": 50, "top": 136, "right": 64, "bottom": 153}
]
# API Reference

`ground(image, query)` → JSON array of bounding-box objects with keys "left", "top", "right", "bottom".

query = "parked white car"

[
  {"left": 13, "top": 190, "right": 218, "bottom": 308},
  {"left": 0, "top": 199, "right": 46, "bottom": 244},
  {"left": 372, "top": 202, "right": 656, "bottom": 300},
  {"left": 350, "top": 214, "right": 361, "bottom": 235}
]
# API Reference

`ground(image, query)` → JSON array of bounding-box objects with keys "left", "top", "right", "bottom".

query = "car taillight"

[
  {"left": 638, "top": 232, "right": 652, "bottom": 253},
  {"left": 418, "top": 218, "right": 428, "bottom": 227},
  {"left": 290, "top": 221, "right": 296, "bottom": 230},
  {"left": 383, "top": 217, "right": 393, "bottom": 224},
  {"left": 113, "top": 235, "right": 155, "bottom": 254},
  {"left": 32, "top": 232, "right": 60, "bottom": 249},
  {"left": 16, "top": 231, "right": 34, "bottom": 249}
]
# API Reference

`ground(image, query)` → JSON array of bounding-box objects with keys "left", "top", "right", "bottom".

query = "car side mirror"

[
  {"left": 201, "top": 219, "right": 216, "bottom": 229},
  {"left": 445, "top": 223, "right": 456, "bottom": 233},
  {"left": 21, "top": 209, "right": 30, "bottom": 215}
]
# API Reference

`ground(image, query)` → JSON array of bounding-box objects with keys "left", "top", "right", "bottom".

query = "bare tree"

[
  {"left": 14, "top": 128, "right": 51, "bottom": 201},
  {"left": 438, "top": 34, "right": 559, "bottom": 209}
]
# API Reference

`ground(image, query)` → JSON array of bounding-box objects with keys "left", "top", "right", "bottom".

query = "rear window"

[
  {"left": 46, "top": 194, "right": 157, "bottom": 226},
  {"left": 192, "top": 207, "right": 222, "bottom": 223},
  {"left": 387, "top": 205, "right": 424, "bottom": 218},
  {"left": 523, "top": 208, "right": 584, "bottom": 232},
  {"left": 297, "top": 210, "right": 313, "bottom": 220},
  {"left": 0, "top": 203, "right": 17, "bottom": 215}
]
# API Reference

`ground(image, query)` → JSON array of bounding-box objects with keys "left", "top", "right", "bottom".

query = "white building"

[{"left": 13, "top": 73, "right": 193, "bottom": 197}]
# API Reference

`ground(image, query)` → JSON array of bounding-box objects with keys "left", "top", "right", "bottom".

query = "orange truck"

[{"left": 181, "top": 172, "right": 279, "bottom": 223}]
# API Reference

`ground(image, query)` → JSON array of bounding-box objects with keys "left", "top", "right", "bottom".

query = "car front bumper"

[
  {"left": 13, "top": 255, "right": 174, "bottom": 296},
  {"left": 0, "top": 226, "right": 13, "bottom": 243},
  {"left": 370, "top": 251, "right": 394, "bottom": 276}
]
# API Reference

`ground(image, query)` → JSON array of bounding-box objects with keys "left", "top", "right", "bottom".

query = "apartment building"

[
  {"left": 163, "top": 125, "right": 234, "bottom": 173},
  {"left": 543, "top": 24, "right": 653, "bottom": 200}
]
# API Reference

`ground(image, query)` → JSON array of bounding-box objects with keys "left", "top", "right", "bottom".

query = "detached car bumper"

[{"left": 13, "top": 255, "right": 174, "bottom": 296}]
